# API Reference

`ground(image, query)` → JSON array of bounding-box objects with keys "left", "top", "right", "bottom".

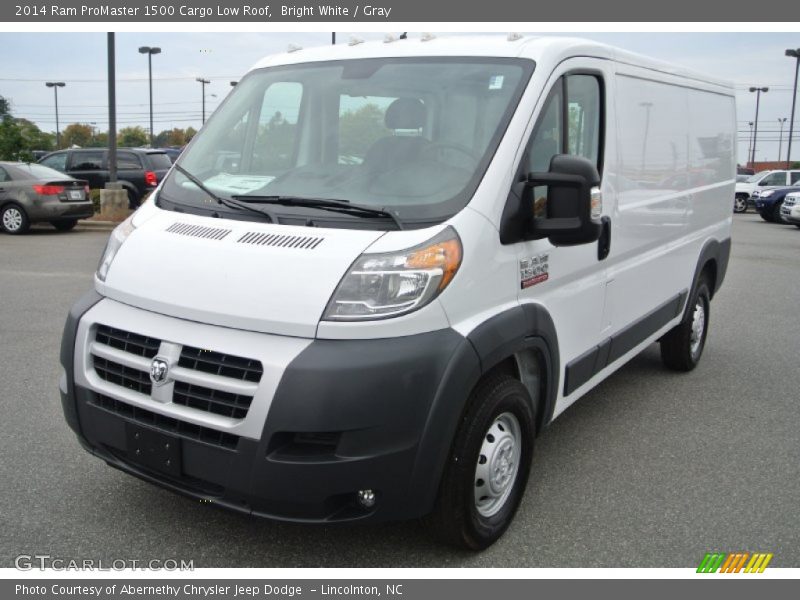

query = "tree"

[
  {"left": 154, "top": 127, "right": 192, "bottom": 147},
  {"left": 338, "top": 104, "right": 389, "bottom": 160},
  {"left": 61, "top": 123, "right": 94, "bottom": 148},
  {"left": 118, "top": 126, "right": 149, "bottom": 147},
  {"left": 0, "top": 95, "right": 54, "bottom": 160},
  {"left": 16, "top": 119, "right": 54, "bottom": 152}
]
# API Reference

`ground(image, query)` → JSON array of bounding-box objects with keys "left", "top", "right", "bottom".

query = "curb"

[{"left": 76, "top": 220, "right": 119, "bottom": 231}]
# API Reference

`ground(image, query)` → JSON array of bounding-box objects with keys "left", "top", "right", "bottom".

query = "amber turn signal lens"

[{"left": 406, "top": 238, "right": 462, "bottom": 291}]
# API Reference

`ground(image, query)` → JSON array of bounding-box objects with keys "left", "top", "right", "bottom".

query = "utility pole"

[
  {"left": 778, "top": 117, "right": 788, "bottom": 162},
  {"left": 108, "top": 33, "right": 117, "bottom": 183},
  {"left": 196, "top": 78, "right": 210, "bottom": 124}
]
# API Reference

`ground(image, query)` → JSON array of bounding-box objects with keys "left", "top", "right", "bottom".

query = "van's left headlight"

[
  {"left": 323, "top": 227, "right": 462, "bottom": 321},
  {"left": 96, "top": 214, "right": 136, "bottom": 282}
]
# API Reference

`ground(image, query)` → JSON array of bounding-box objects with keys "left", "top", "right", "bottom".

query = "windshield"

[
  {"left": 746, "top": 170, "right": 770, "bottom": 183},
  {"left": 160, "top": 58, "right": 532, "bottom": 228}
]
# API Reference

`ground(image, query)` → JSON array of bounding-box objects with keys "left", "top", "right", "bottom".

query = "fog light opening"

[{"left": 357, "top": 489, "right": 376, "bottom": 509}]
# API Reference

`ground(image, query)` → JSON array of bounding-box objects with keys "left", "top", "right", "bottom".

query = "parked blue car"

[{"left": 752, "top": 182, "right": 800, "bottom": 223}]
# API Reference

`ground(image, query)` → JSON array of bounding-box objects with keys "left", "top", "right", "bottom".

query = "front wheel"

[
  {"left": 772, "top": 201, "right": 786, "bottom": 224},
  {"left": 424, "top": 373, "right": 535, "bottom": 550},
  {"left": 733, "top": 195, "right": 748, "bottom": 213},
  {"left": 660, "top": 279, "right": 711, "bottom": 371}
]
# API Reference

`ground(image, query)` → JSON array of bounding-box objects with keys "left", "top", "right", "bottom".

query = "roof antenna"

[{"left": 399, "top": 32, "right": 408, "bottom": 39}]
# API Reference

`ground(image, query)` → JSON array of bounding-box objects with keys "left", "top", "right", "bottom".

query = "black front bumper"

[{"left": 60, "top": 294, "right": 481, "bottom": 523}]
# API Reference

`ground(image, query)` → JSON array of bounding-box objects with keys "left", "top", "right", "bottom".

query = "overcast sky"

[{"left": 1, "top": 32, "right": 798, "bottom": 162}]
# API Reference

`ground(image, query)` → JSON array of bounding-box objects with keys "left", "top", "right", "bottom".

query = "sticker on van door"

[{"left": 520, "top": 254, "right": 549, "bottom": 289}]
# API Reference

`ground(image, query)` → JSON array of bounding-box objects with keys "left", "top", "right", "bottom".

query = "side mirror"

[{"left": 527, "top": 154, "right": 602, "bottom": 246}]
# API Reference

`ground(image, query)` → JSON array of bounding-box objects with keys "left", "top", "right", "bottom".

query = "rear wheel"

[
  {"left": 424, "top": 373, "right": 535, "bottom": 550},
  {"left": 51, "top": 219, "right": 78, "bottom": 231},
  {"left": 660, "top": 278, "right": 711, "bottom": 371},
  {"left": 1, "top": 203, "right": 30, "bottom": 234},
  {"left": 733, "top": 195, "right": 748, "bottom": 213}
]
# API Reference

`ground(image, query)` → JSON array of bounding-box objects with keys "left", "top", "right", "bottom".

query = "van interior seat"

[{"left": 363, "top": 98, "right": 431, "bottom": 173}]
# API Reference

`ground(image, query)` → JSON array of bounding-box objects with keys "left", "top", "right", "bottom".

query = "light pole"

[
  {"left": 778, "top": 117, "right": 788, "bottom": 162},
  {"left": 45, "top": 82, "right": 65, "bottom": 148},
  {"left": 138, "top": 46, "right": 161, "bottom": 147},
  {"left": 747, "top": 121, "right": 754, "bottom": 164},
  {"left": 196, "top": 77, "right": 210, "bottom": 124},
  {"left": 749, "top": 86, "right": 769, "bottom": 165},
  {"left": 785, "top": 49, "right": 800, "bottom": 168}
]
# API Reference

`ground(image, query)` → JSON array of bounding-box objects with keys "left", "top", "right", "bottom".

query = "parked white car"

[
  {"left": 59, "top": 36, "right": 735, "bottom": 550},
  {"left": 781, "top": 192, "right": 800, "bottom": 227},
  {"left": 735, "top": 169, "right": 800, "bottom": 213}
]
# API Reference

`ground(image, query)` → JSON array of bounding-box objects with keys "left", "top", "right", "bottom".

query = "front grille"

[
  {"left": 96, "top": 325, "right": 160, "bottom": 358},
  {"left": 90, "top": 325, "right": 260, "bottom": 428},
  {"left": 784, "top": 196, "right": 797, "bottom": 207},
  {"left": 93, "top": 393, "right": 239, "bottom": 450},
  {"left": 93, "top": 356, "right": 152, "bottom": 395},
  {"left": 179, "top": 346, "right": 263, "bottom": 383},
  {"left": 173, "top": 381, "right": 252, "bottom": 419}
]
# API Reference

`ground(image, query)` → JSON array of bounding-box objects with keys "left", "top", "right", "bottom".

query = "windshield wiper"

[
  {"left": 172, "top": 164, "right": 279, "bottom": 224},
  {"left": 231, "top": 195, "right": 404, "bottom": 230}
]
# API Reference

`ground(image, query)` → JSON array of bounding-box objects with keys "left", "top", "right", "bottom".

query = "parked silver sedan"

[{"left": 0, "top": 162, "right": 93, "bottom": 234}]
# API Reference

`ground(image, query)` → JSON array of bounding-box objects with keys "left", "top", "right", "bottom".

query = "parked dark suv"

[{"left": 38, "top": 148, "right": 172, "bottom": 208}]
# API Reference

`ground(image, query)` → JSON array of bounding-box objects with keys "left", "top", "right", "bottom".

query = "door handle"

[{"left": 597, "top": 216, "right": 611, "bottom": 261}]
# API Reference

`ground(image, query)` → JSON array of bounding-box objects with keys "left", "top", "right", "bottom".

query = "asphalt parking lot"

[{"left": 1, "top": 214, "right": 798, "bottom": 568}]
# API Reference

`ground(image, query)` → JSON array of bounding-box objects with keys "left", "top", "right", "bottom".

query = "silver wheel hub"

[
  {"left": 3, "top": 207, "right": 23, "bottom": 231},
  {"left": 690, "top": 300, "right": 706, "bottom": 357},
  {"left": 474, "top": 412, "right": 522, "bottom": 518}
]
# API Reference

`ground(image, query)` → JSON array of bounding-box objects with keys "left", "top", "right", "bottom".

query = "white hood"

[{"left": 99, "top": 209, "right": 384, "bottom": 338}]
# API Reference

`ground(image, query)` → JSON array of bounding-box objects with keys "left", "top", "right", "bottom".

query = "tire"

[
  {"left": 51, "top": 219, "right": 78, "bottom": 231},
  {"left": 733, "top": 195, "right": 748, "bottom": 213},
  {"left": 126, "top": 189, "right": 139, "bottom": 210},
  {"left": 772, "top": 201, "right": 786, "bottom": 224},
  {"left": 424, "top": 373, "right": 535, "bottom": 550},
  {"left": 660, "top": 278, "right": 711, "bottom": 371},
  {"left": 1, "top": 203, "right": 30, "bottom": 235},
  {"left": 759, "top": 210, "right": 773, "bottom": 222},
  {"left": 795, "top": 224, "right": 800, "bottom": 229}
]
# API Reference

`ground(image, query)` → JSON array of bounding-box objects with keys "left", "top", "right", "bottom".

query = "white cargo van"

[{"left": 59, "top": 36, "right": 735, "bottom": 549}]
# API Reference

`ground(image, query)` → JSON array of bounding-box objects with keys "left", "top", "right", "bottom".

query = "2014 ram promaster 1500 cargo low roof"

[{"left": 59, "top": 35, "right": 735, "bottom": 550}]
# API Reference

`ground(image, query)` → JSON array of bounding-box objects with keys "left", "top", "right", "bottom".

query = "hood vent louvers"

[
  {"left": 236, "top": 232, "right": 324, "bottom": 250},
  {"left": 166, "top": 222, "right": 231, "bottom": 240}
]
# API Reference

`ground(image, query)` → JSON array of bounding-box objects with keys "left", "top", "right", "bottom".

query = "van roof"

[{"left": 249, "top": 34, "right": 734, "bottom": 91}]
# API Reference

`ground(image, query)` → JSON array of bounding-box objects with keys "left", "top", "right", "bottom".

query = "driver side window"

[{"left": 523, "top": 74, "right": 602, "bottom": 218}]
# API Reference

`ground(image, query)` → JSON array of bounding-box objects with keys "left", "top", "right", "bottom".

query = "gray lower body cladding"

[{"left": 60, "top": 293, "right": 481, "bottom": 523}]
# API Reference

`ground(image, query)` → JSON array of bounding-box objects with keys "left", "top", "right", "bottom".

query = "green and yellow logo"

[{"left": 697, "top": 552, "right": 773, "bottom": 573}]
